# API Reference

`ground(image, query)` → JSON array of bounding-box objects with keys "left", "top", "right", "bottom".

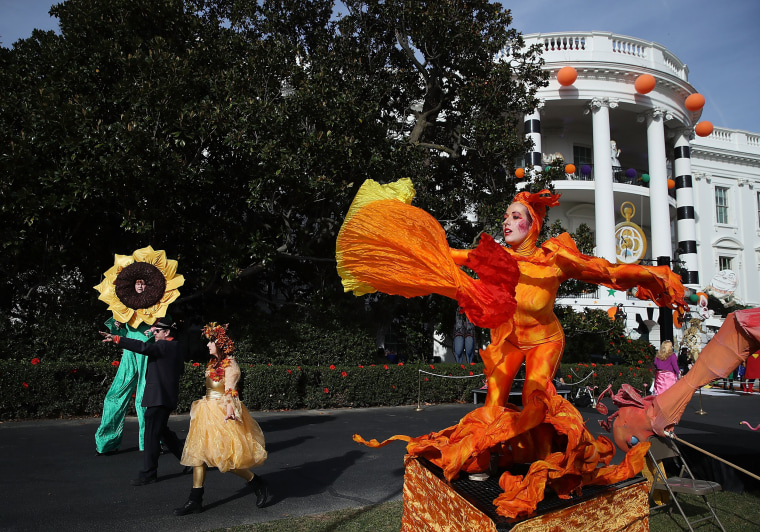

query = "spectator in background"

[{"left": 653, "top": 340, "right": 679, "bottom": 395}]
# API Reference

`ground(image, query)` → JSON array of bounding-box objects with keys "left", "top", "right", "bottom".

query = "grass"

[{"left": 219, "top": 491, "right": 760, "bottom": 531}]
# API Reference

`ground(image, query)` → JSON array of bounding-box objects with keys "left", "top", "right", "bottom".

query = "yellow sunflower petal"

[
  {"left": 165, "top": 274, "right": 185, "bottom": 290},
  {"left": 162, "top": 259, "right": 179, "bottom": 280}
]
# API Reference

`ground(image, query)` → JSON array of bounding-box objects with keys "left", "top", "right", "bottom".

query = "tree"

[{"left": 0, "top": 0, "right": 547, "bottom": 357}]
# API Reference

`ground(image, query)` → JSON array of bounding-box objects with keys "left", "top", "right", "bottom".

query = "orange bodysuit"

[{"left": 336, "top": 178, "right": 685, "bottom": 518}]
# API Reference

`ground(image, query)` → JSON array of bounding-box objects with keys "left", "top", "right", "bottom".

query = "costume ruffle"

[
  {"left": 354, "top": 386, "right": 649, "bottom": 519},
  {"left": 336, "top": 179, "right": 519, "bottom": 329},
  {"left": 181, "top": 397, "right": 267, "bottom": 473}
]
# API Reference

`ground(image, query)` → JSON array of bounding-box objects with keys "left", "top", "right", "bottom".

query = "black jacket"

[{"left": 117, "top": 336, "right": 184, "bottom": 409}]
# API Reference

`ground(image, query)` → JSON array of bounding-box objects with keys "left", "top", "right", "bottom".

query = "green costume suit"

[{"left": 94, "top": 319, "right": 151, "bottom": 453}]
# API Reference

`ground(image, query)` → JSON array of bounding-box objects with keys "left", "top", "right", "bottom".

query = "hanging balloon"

[
  {"left": 641, "top": 174, "right": 650, "bottom": 183},
  {"left": 580, "top": 164, "right": 592, "bottom": 176},
  {"left": 667, "top": 179, "right": 676, "bottom": 189},
  {"left": 515, "top": 168, "right": 525, "bottom": 179},
  {"left": 695, "top": 121, "right": 714, "bottom": 137},
  {"left": 634, "top": 74, "right": 656, "bottom": 94},
  {"left": 565, "top": 164, "right": 576, "bottom": 174},
  {"left": 545, "top": 166, "right": 552, "bottom": 172},
  {"left": 689, "top": 293, "right": 699, "bottom": 303},
  {"left": 625, "top": 168, "right": 637, "bottom": 179},
  {"left": 557, "top": 66, "right": 578, "bottom": 86},
  {"left": 685, "top": 93, "right": 705, "bottom": 111}
]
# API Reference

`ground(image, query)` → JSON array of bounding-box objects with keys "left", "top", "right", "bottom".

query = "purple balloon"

[
  {"left": 581, "top": 164, "right": 592, "bottom": 175},
  {"left": 625, "top": 168, "right": 637, "bottom": 178}
]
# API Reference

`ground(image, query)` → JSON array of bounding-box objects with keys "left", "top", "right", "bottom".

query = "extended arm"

[{"left": 224, "top": 358, "right": 243, "bottom": 421}]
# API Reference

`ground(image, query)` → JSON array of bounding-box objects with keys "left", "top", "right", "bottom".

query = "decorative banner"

[
  {"left": 685, "top": 93, "right": 705, "bottom": 111},
  {"left": 634, "top": 74, "right": 656, "bottom": 94},
  {"left": 557, "top": 66, "right": 577, "bottom": 86},
  {"left": 614, "top": 202, "right": 647, "bottom": 265}
]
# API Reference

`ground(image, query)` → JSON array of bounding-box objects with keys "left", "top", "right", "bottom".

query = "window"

[
  {"left": 715, "top": 186, "right": 729, "bottom": 224},
  {"left": 718, "top": 256, "right": 733, "bottom": 271},
  {"left": 573, "top": 145, "right": 593, "bottom": 166}
]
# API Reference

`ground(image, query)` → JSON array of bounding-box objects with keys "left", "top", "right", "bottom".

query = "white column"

[
  {"left": 674, "top": 129, "right": 699, "bottom": 287},
  {"left": 641, "top": 108, "right": 673, "bottom": 260},
  {"left": 586, "top": 97, "right": 617, "bottom": 262}
]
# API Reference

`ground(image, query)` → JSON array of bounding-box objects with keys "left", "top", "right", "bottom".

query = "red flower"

[
  {"left": 470, "top": 362, "right": 476, "bottom": 366},
  {"left": 69, "top": 369, "right": 77, "bottom": 374},
  {"left": 192, "top": 362, "right": 200, "bottom": 367},
  {"left": 430, "top": 365, "right": 435, "bottom": 370},
  {"left": 298, "top": 366, "right": 302, "bottom": 370},
  {"left": 593, "top": 373, "right": 597, "bottom": 377},
  {"left": 398, "top": 362, "right": 404, "bottom": 366},
  {"left": 638, "top": 360, "right": 643, "bottom": 364},
  {"left": 619, "top": 372, "right": 623, "bottom": 376},
  {"left": 460, "top": 364, "right": 465, "bottom": 369},
  {"left": 383, "top": 365, "right": 389, "bottom": 370},
  {"left": 31, "top": 358, "right": 40, "bottom": 365},
  {"left": 112, "top": 360, "right": 120, "bottom": 367},
  {"left": 392, "top": 385, "right": 396, "bottom": 389},
  {"left": 329, "top": 365, "right": 336, "bottom": 370},
  {"left": 358, "top": 365, "right": 364, "bottom": 368},
  {"left": 469, "top": 371, "right": 474, "bottom": 376},
  {"left": 591, "top": 363, "right": 596, "bottom": 367},
  {"left": 627, "top": 339, "right": 632, "bottom": 343},
  {"left": 267, "top": 363, "right": 272, "bottom": 366},
  {"left": 22, "top": 382, "right": 29, "bottom": 389},
  {"left": 341, "top": 371, "right": 347, "bottom": 377},
  {"left": 287, "top": 369, "right": 292, "bottom": 374},
  {"left": 425, "top": 378, "right": 429, "bottom": 381},
  {"left": 324, "top": 388, "right": 329, "bottom": 393}
]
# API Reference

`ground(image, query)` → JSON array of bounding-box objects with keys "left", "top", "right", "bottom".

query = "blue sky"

[{"left": 2, "top": 0, "right": 758, "bottom": 133}]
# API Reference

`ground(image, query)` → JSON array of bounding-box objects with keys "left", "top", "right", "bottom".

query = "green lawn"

[{"left": 221, "top": 490, "right": 760, "bottom": 531}]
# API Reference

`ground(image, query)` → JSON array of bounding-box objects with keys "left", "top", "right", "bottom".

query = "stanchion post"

[
  {"left": 695, "top": 386, "right": 707, "bottom": 415},
  {"left": 416, "top": 369, "right": 424, "bottom": 411}
]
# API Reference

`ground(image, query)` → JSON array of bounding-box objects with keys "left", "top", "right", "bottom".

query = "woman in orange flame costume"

[{"left": 336, "top": 178, "right": 686, "bottom": 518}]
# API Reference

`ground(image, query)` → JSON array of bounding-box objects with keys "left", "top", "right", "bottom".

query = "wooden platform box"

[{"left": 401, "top": 455, "right": 649, "bottom": 532}]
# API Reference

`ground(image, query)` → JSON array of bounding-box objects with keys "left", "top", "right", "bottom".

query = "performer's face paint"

[{"left": 503, "top": 203, "right": 532, "bottom": 246}]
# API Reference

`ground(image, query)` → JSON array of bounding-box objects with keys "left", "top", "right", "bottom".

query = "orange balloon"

[
  {"left": 557, "top": 66, "right": 577, "bottom": 86},
  {"left": 667, "top": 179, "right": 676, "bottom": 189},
  {"left": 695, "top": 121, "right": 714, "bottom": 137},
  {"left": 565, "top": 164, "right": 576, "bottom": 174},
  {"left": 515, "top": 168, "right": 525, "bottom": 179},
  {"left": 685, "top": 93, "right": 705, "bottom": 111},
  {"left": 634, "top": 74, "right": 656, "bottom": 94}
]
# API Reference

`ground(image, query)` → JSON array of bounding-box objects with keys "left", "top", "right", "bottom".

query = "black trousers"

[{"left": 140, "top": 405, "right": 182, "bottom": 480}]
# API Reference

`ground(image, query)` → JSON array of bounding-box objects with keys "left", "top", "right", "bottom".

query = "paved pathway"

[{"left": 1, "top": 391, "right": 759, "bottom": 531}]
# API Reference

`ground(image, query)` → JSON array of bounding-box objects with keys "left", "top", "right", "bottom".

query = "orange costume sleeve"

[
  {"left": 336, "top": 178, "right": 520, "bottom": 328},
  {"left": 547, "top": 233, "right": 686, "bottom": 311}
]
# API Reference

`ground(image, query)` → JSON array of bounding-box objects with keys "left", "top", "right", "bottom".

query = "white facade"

[{"left": 503, "top": 31, "right": 760, "bottom": 341}]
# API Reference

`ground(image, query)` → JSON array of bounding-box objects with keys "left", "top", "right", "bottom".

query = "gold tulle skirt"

[{"left": 181, "top": 397, "right": 267, "bottom": 472}]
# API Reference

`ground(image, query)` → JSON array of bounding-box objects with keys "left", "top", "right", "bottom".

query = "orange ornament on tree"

[
  {"left": 557, "top": 66, "right": 577, "bottom": 86},
  {"left": 685, "top": 93, "right": 705, "bottom": 111},
  {"left": 695, "top": 121, "right": 714, "bottom": 137},
  {"left": 634, "top": 74, "right": 656, "bottom": 94}
]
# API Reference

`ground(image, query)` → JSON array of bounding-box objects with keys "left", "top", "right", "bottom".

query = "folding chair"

[{"left": 647, "top": 435, "right": 726, "bottom": 532}]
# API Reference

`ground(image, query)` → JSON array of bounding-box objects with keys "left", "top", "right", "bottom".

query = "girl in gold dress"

[{"left": 174, "top": 323, "right": 269, "bottom": 515}]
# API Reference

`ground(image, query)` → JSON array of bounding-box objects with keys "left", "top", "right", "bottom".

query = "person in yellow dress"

[{"left": 174, "top": 322, "right": 269, "bottom": 515}]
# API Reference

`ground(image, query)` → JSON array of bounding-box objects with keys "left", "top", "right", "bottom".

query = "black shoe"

[
  {"left": 173, "top": 498, "right": 203, "bottom": 516},
  {"left": 131, "top": 475, "right": 157, "bottom": 486},
  {"left": 248, "top": 476, "right": 270, "bottom": 508}
]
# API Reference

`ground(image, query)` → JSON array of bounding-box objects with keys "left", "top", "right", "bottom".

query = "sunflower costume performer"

[
  {"left": 336, "top": 178, "right": 686, "bottom": 518},
  {"left": 93, "top": 246, "right": 184, "bottom": 453}
]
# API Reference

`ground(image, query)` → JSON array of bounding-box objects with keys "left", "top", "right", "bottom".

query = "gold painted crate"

[{"left": 401, "top": 456, "right": 649, "bottom": 532}]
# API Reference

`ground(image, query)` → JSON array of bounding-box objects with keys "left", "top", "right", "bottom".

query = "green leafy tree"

[{"left": 0, "top": 0, "right": 547, "bottom": 360}]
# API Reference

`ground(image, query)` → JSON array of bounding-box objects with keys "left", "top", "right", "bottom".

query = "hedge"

[{"left": 1, "top": 358, "right": 656, "bottom": 421}]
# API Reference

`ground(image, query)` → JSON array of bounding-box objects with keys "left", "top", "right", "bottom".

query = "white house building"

[{"left": 507, "top": 31, "right": 759, "bottom": 344}]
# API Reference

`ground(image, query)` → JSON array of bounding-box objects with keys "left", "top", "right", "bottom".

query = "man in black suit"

[{"left": 101, "top": 317, "right": 185, "bottom": 485}]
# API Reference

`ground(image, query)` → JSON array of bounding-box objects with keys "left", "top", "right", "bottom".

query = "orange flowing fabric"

[{"left": 337, "top": 178, "right": 682, "bottom": 518}]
